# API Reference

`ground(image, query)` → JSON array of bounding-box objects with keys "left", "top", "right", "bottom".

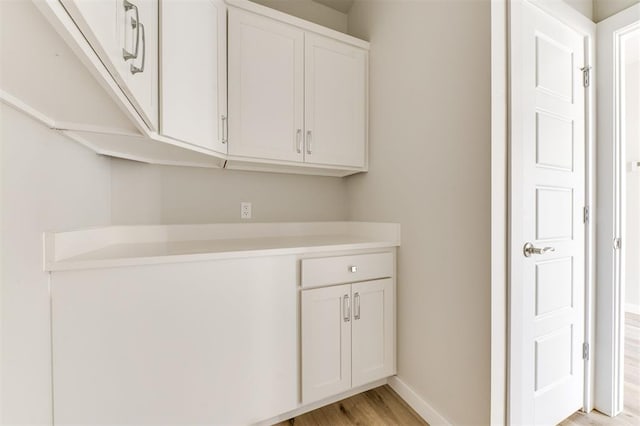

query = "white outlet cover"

[{"left": 240, "top": 202, "right": 252, "bottom": 219}]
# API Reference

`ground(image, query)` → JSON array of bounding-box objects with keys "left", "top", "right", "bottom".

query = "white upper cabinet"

[
  {"left": 227, "top": 9, "right": 305, "bottom": 162},
  {"left": 304, "top": 34, "right": 367, "bottom": 168},
  {"left": 160, "top": 0, "right": 227, "bottom": 153},
  {"left": 29, "top": 0, "right": 368, "bottom": 175},
  {"left": 60, "top": 0, "right": 159, "bottom": 130},
  {"left": 227, "top": 5, "right": 368, "bottom": 170}
]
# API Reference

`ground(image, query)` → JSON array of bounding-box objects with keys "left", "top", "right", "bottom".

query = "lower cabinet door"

[
  {"left": 301, "top": 283, "right": 352, "bottom": 403},
  {"left": 352, "top": 278, "right": 395, "bottom": 387}
]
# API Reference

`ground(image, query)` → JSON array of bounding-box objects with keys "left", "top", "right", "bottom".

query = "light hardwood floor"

[
  {"left": 273, "top": 385, "right": 428, "bottom": 426},
  {"left": 561, "top": 312, "right": 640, "bottom": 426}
]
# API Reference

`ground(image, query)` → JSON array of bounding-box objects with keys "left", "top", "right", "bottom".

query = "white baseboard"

[
  {"left": 625, "top": 303, "right": 640, "bottom": 315},
  {"left": 387, "top": 376, "right": 452, "bottom": 426}
]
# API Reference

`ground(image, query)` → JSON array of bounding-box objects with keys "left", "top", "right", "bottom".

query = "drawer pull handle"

[
  {"left": 349, "top": 265, "right": 358, "bottom": 273},
  {"left": 343, "top": 294, "right": 350, "bottom": 322}
]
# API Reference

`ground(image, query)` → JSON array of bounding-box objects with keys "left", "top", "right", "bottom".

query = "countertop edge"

[{"left": 46, "top": 241, "right": 400, "bottom": 272}]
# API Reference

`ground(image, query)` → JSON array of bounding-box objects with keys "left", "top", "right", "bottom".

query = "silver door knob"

[
  {"left": 349, "top": 265, "right": 358, "bottom": 273},
  {"left": 523, "top": 242, "right": 555, "bottom": 257}
]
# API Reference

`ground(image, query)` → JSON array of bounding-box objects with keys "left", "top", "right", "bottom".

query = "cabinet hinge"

[
  {"left": 583, "top": 343, "right": 589, "bottom": 361},
  {"left": 583, "top": 206, "right": 589, "bottom": 224},
  {"left": 581, "top": 66, "right": 592, "bottom": 88},
  {"left": 614, "top": 237, "right": 622, "bottom": 250}
]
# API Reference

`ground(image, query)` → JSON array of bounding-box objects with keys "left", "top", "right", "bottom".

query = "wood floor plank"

[{"left": 272, "top": 385, "right": 428, "bottom": 426}]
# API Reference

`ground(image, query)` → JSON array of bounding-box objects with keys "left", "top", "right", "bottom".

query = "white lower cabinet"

[
  {"left": 51, "top": 256, "right": 298, "bottom": 425},
  {"left": 50, "top": 248, "right": 396, "bottom": 424},
  {"left": 301, "top": 278, "right": 395, "bottom": 404}
]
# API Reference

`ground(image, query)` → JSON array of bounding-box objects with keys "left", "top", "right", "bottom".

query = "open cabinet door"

[{"left": 595, "top": 3, "right": 640, "bottom": 417}]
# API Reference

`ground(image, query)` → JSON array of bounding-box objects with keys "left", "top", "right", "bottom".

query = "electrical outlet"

[{"left": 240, "top": 202, "right": 252, "bottom": 219}]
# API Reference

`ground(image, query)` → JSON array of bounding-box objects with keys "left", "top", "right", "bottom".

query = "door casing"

[{"left": 594, "top": 4, "right": 640, "bottom": 416}]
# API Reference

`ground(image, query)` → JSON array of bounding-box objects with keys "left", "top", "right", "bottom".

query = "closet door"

[
  {"left": 304, "top": 33, "right": 366, "bottom": 168},
  {"left": 228, "top": 9, "right": 304, "bottom": 162}
]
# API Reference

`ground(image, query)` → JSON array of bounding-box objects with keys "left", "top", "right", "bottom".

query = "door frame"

[
  {"left": 490, "top": 1, "right": 596, "bottom": 423},
  {"left": 594, "top": 4, "right": 640, "bottom": 416}
]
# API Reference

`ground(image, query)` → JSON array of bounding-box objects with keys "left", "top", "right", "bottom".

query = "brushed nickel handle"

[
  {"left": 122, "top": 0, "right": 139, "bottom": 61},
  {"left": 354, "top": 292, "right": 360, "bottom": 320},
  {"left": 306, "top": 130, "right": 312, "bottom": 155},
  {"left": 221, "top": 115, "right": 227, "bottom": 144},
  {"left": 296, "top": 129, "right": 302, "bottom": 153},
  {"left": 349, "top": 265, "right": 358, "bottom": 273},
  {"left": 130, "top": 21, "right": 145, "bottom": 74},
  {"left": 343, "top": 294, "right": 350, "bottom": 322},
  {"left": 523, "top": 242, "right": 555, "bottom": 257}
]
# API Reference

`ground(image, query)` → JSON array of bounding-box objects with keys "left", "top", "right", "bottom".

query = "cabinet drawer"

[{"left": 301, "top": 252, "right": 393, "bottom": 288}]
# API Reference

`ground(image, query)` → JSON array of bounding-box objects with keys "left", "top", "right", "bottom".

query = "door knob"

[{"left": 523, "top": 242, "right": 555, "bottom": 257}]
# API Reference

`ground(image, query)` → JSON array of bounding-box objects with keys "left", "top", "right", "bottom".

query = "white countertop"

[{"left": 44, "top": 222, "right": 401, "bottom": 271}]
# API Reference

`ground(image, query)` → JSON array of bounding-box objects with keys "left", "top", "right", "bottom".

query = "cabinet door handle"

[
  {"left": 343, "top": 294, "right": 350, "bottom": 322},
  {"left": 122, "top": 0, "right": 140, "bottom": 61},
  {"left": 221, "top": 115, "right": 228, "bottom": 144},
  {"left": 354, "top": 292, "right": 360, "bottom": 320},
  {"left": 296, "top": 129, "right": 302, "bottom": 153},
  {"left": 306, "top": 130, "right": 312, "bottom": 155},
  {"left": 130, "top": 21, "right": 146, "bottom": 74}
]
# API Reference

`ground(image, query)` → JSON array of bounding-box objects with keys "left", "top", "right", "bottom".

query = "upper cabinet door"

[
  {"left": 160, "top": 0, "right": 227, "bottom": 153},
  {"left": 304, "top": 34, "right": 367, "bottom": 168},
  {"left": 227, "top": 9, "right": 304, "bottom": 162},
  {"left": 60, "top": 0, "right": 158, "bottom": 130},
  {"left": 351, "top": 278, "right": 394, "bottom": 388}
]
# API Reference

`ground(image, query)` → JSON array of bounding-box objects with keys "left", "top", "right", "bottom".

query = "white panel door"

[
  {"left": 228, "top": 9, "right": 304, "bottom": 162},
  {"left": 61, "top": 0, "right": 158, "bottom": 130},
  {"left": 510, "top": 1, "right": 586, "bottom": 425},
  {"left": 304, "top": 33, "right": 366, "bottom": 168},
  {"left": 351, "top": 279, "right": 394, "bottom": 387},
  {"left": 160, "top": 0, "right": 227, "bottom": 153},
  {"left": 301, "top": 284, "right": 351, "bottom": 403},
  {"left": 51, "top": 257, "right": 298, "bottom": 425}
]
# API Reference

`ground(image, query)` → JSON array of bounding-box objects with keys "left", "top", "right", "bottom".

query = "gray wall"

[
  {"left": 346, "top": 0, "right": 492, "bottom": 424},
  {"left": 565, "top": 0, "right": 594, "bottom": 19},
  {"left": 595, "top": 0, "right": 640, "bottom": 21},
  {"left": 250, "top": 0, "right": 348, "bottom": 31},
  {"left": 111, "top": 159, "right": 349, "bottom": 224}
]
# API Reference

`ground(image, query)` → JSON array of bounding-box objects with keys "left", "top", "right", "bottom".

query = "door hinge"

[
  {"left": 614, "top": 237, "right": 622, "bottom": 250},
  {"left": 581, "top": 66, "right": 592, "bottom": 88},
  {"left": 583, "top": 343, "right": 589, "bottom": 361},
  {"left": 583, "top": 206, "right": 589, "bottom": 224}
]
